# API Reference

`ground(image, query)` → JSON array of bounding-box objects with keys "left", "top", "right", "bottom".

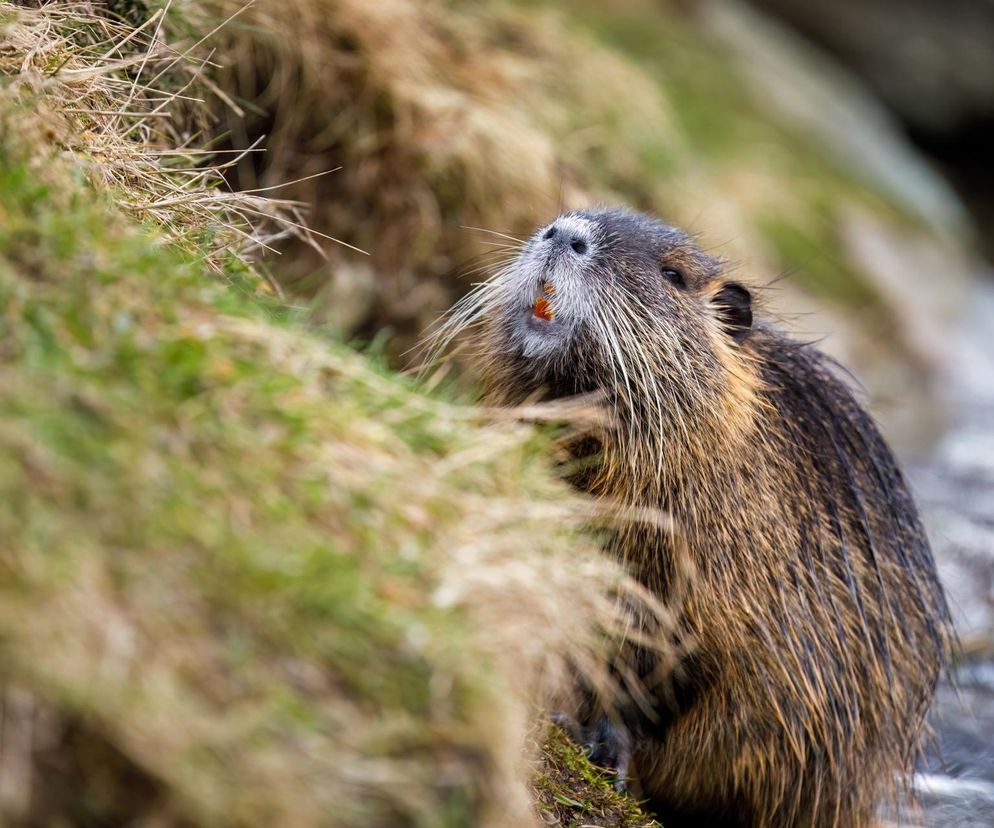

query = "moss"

[{"left": 534, "top": 726, "right": 659, "bottom": 828}]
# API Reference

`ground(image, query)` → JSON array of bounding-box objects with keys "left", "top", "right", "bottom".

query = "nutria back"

[{"left": 430, "top": 206, "right": 953, "bottom": 827}]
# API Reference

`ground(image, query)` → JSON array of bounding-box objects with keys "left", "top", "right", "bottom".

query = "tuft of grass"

[
  {"left": 0, "top": 1, "right": 324, "bottom": 279},
  {"left": 186, "top": 0, "right": 682, "bottom": 345}
]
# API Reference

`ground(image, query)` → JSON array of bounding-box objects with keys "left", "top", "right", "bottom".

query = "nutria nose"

[{"left": 542, "top": 224, "right": 590, "bottom": 256}]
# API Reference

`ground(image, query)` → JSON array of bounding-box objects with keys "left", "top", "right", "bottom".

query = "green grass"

[{"left": 0, "top": 117, "right": 457, "bottom": 826}]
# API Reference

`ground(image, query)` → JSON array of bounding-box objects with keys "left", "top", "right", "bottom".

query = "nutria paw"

[{"left": 553, "top": 713, "right": 632, "bottom": 792}]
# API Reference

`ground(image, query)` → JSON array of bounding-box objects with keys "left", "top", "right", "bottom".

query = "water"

[{"left": 908, "top": 283, "right": 994, "bottom": 827}]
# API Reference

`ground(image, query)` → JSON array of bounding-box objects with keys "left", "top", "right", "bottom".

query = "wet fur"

[{"left": 427, "top": 207, "right": 952, "bottom": 827}]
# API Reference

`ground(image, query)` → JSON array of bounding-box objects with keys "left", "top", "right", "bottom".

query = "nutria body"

[{"left": 435, "top": 208, "right": 952, "bottom": 827}]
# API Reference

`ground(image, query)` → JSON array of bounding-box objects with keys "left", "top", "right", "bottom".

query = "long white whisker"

[
  {"left": 590, "top": 298, "right": 636, "bottom": 454},
  {"left": 459, "top": 225, "right": 527, "bottom": 245},
  {"left": 603, "top": 294, "right": 669, "bottom": 487},
  {"left": 416, "top": 264, "right": 516, "bottom": 372}
]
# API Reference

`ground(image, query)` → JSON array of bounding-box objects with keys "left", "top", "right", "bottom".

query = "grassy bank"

[{"left": 0, "top": 4, "right": 659, "bottom": 825}]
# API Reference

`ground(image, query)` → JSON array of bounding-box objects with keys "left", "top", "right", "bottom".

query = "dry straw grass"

[
  {"left": 196, "top": 0, "right": 675, "bottom": 341},
  {"left": 0, "top": 0, "right": 330, "bottom": 280}
]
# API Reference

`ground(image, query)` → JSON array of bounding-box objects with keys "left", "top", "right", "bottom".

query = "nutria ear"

[{"left": 713, "top": 282, "right": 752, "bottom": 343}]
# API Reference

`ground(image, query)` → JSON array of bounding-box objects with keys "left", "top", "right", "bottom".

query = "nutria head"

[
  {"left": 504, "top": 208, "right": 751, "bottom": 364},
  {"left": 431, "top": 207, "right": 763, "bottom": 491}
]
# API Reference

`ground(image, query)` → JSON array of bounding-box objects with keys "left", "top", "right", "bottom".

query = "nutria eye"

[{"left": 661, "top": 267, "right": 684, "bottom": 288}]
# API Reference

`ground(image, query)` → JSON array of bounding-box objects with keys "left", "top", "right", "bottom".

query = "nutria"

[{"left": 429, "top": 207, "right": 953, "bottom": 827}]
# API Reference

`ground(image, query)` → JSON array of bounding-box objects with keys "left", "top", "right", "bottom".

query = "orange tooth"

[{"left": 534, "top": 296, "right": 554, "bottom": 321}]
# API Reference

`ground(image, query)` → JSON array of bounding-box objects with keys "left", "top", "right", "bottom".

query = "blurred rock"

[
  {"left": 743, "top": 0, "right": 994, "bottom": 260},
  {"left": 745, "top": 0, "right": 994, "bottom": 134},
  {"left": 701, "top": 0, "right": 971, "bottom": 242}
]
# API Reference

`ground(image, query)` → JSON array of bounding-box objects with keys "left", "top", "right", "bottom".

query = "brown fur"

[{"left": 429, "top": 207, "right": 953, "bottom": 827}]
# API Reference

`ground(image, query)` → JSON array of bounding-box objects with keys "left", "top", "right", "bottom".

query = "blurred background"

[
  {"left": 1, "top": 0, "right": 992, "bottom": 824},
  {"left": 213, "top": 0, "right": 994, "bottom": 821}
]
